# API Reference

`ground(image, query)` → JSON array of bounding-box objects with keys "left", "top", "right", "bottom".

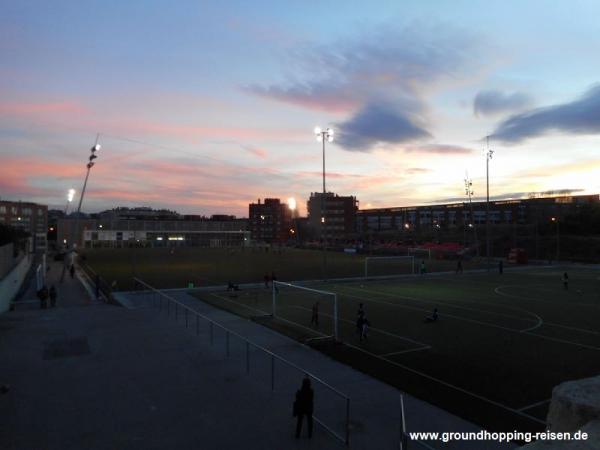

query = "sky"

[{"left": 1, "top": 0, "right": 599, "bottom": 217}]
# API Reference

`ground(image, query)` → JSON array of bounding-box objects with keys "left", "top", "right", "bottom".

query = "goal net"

[
  {"left": 272, "top": 281, "right": 339, "bottom": 341},
  {"left": 364, "top": 256, "right": 415, "bottom": 277},
  {"left": 407, "top": 247, "right": 432, "bottom": 260}
]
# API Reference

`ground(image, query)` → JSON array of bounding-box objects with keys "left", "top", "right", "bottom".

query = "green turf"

[
  {"left": 191, "top": 266, "right": 600, "bottom": 432},
  {"left": 81, "top": 246, "right": 484, "bottom": 289}
]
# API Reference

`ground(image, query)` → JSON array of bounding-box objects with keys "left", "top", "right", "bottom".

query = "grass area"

[
  {"left": 81, "top": 246, "right": 485, "bottom": 290},
  {"left": 191, "top": 266, "right": 600, "bottom": 432}
]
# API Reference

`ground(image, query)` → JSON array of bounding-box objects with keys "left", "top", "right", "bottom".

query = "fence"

[
  {"left": 132, "top": 277, "right": 351, "bottom": 446},
  {"left": 77, "top": 256, "right": 114, "bottom": 303}
]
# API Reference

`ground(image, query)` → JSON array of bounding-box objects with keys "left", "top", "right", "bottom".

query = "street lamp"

[
  {"left": 551, "top": 217, "right": 560, "bottom": 262},
  {"left": 314, "top": 126, "right": 334, "bottom": 279},
  {"left": 484, "top": 136, "right": 494, "bottom": 271}
]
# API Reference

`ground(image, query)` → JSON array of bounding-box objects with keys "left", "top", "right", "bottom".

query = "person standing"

[
  {"left": 294, "top": 377, "right": 314, "bottom": 439},
  {"left": 356, "top": 303, "right": 365, "bottom": 335},
  {"left": 49, "top": 285, "right": 57, "bottom": 308},
  {"left": 498, "top": 260, "right": 504, "bottom": 274},
  {"left": 69, "top": 264, "right": 75, "bottom": 279},
  {"left": 420, "top": 260, "right": 426, "bottom": 275},
  {"left": 456, "top": 259, "right": 463, "bottom": 274},
  {"left": 562, "top": 272, "right": 569, "bottom": 290}
]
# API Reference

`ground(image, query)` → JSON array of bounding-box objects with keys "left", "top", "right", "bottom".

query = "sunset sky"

[{"left": 1, "top": 1, "right": 599, "bottom": 216}]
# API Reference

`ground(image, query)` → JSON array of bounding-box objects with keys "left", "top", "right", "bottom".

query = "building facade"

[
  {"left": 0, "top": 200, "right": 48, "bottom": 252},
  {"left": 357, "top": 194, "right": 600, "bottom": 234},
  {"left": 248, "top": 198, "right": 293, "bottom": 243},
  {"left": 58, "top": 207, "right": 249, "bottom": 248},
  {"left": 307, "top": 192, "right": 359, "bottom": 240}
]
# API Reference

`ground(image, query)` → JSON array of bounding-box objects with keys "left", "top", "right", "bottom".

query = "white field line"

[
  {"left": 494, "top": 286, "right": 600, "bottom": 335},
  {"left": 493, "top": 284, "right": 599, "bottom": 309},
  {"left": 209, "top": 293, "right": 331, "bottom": 339},
  {"left": 209, "top": 292, "right": 269, "bottom": 315},
  {"left": 285, "top": 304, "right": 431, "bottom": 350},
  {"left": 517, "top": 398, "right": 552, "bottom": 412},
  {"left": 335, "top": 285, "right": 600, "bottom": 352},
  {"left": 334, "top": 282, "right": 542, "bottom": 326},
  {"left": 340, "top": 341, "right": 545, "bottom": 426},
  {"left": 378, "top": 347, "right": 431, "bottom": 357}
]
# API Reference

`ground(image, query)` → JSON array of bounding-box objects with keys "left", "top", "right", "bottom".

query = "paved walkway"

[{"left": 0, "top": 261, "right": 516, "bottom": 449}]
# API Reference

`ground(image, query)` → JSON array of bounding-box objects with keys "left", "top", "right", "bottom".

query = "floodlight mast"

[
  {"left": 485, "top": 136, "right": 494, "bottom": 272},
  {"left": 464, "top": 173, "right": 479, "bottom": 256},
  {"left": 314, "top": 127, "right": 334, "bottom": 280},
  {"left": 73, "top": 133, "right": 101, "bottom": 247}
]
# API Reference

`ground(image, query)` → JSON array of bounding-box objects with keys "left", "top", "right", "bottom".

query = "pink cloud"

[{"left": 0, "top": 101, "right": 88, "bottom": 116}]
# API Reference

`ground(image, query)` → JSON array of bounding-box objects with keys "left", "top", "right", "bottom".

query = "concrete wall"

[
  {"left": 0, "top": 252, "right": 32, "bottom": 314},
  {"left": 0, "top": 243, "right": 16, "bottom": 278}
]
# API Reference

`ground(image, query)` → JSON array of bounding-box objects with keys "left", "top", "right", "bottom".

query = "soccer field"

[
  {"left": 191, "top": 266, "right": 600, "bottom": 432},
  {"left": 81, "top": 246, "right": 482, "bottom": 289}
]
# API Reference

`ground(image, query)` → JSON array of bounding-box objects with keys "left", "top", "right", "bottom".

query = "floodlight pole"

[
  {"left": 322, "top": 135, "right": 327, "bottom": 280},
  {"left": 485, "top": 136, "right": 493, "bottom": 272},
  {"left": 315, "top": 127, "right": 333, "bottom": 281},
  {"left": 73, "top": 133, "right": 101, "bottom": 248}
]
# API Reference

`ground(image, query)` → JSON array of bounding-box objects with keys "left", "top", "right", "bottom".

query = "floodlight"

[
  {"left": 67, "top": 189, "right": 75, "bottom": 202},
  {"left": 314, "top": 126, "right": 321, "bottom": 135},
  {"left": 327, "top": 135, "right": 334, "bottom": 143},
  {"left": 327, "top": 128, "right": 333, "bottom": 136},
  {"left": 316, "top": 134, "right": 323, "bottom": 142},
  {"left": 92, "top": 144, "right": 101, "bottom": 152}
]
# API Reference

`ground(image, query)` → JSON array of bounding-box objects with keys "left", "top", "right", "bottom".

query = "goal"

[
  {"left": 364, "top": 256, "right": 415, "bottom": 277},
  {"left": 407, "top": 247, "right": 432, "bottom": 260},
  {"left": 272, "top": 281, "right": 339, "bottom": 341}
]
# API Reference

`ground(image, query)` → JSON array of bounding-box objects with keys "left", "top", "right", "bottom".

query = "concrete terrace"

[{"left": 0, "top": 260, "right": 516, "bottom": 450}]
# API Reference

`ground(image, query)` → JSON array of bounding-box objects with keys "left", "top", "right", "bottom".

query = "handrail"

[{"left": 134, "top": 277, "right": 351, "bottom": 445}]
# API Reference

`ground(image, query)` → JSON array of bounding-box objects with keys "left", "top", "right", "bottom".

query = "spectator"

[{"left": 294, "top": 377, "right": 314, "bottom": 439}]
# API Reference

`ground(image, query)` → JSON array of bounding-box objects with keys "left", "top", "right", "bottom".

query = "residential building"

[
  {"left": 0, "top": 200, "right": 48, "bottom": 252},
  {"left": 248, "top": 198, "right": 293, "bottom": 243},
  {"left": 307, "top": 192, "right": 359, "bottom": 240}
]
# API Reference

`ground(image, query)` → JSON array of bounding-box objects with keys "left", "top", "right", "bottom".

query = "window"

[{"left": 0, "top": 206, "right": 5, "bottom": 213}]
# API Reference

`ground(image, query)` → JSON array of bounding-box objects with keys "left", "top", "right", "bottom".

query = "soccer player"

[
  {"left": 356, "top": 303, "right": 365, "bottom": 335},
  {"left": 420, "top": 260, "right": 426, "bottom": 275},
  {"left": 425, "top": 308, "right": 439, "bottom": 323},
  {"left": 562, "top": 272, "right": 569, "bottom": 290},
  {"left": 456, "top": 259, "right": 463, "bottom": 274},
  {"left": 360, "top": 316, "right": 370, "bottom": 341}
]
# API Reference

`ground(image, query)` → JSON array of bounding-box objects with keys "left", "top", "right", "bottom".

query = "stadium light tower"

[
  {"left": 484, "top": 136, "right": 494, "bottom": 272},
  {"left": 73, "top": 134, "right": 101, "bottom": 248},
  {"left": 65, "top": 188, "right": 76, "bottom": 215},
  {"left": 464, "top": 173, "right": 479, "bottom": 256},
  {"left": 314, "top": 127, "right": 334, "bottom": 280},
  {"left": 551, "top": 217, "right": 560, "bottom": 262}
]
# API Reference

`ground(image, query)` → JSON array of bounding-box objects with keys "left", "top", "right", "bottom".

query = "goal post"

[
  {"left": 272, "top": 281, "right": 339, "bottom": 341},
  {"left": 364, "top": 256, "right": 415, "bottom": 277},
  {"left": 408, "top": 247, "right": 432, "bottom": 260}
]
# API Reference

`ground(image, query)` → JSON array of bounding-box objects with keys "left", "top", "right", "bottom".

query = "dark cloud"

[
  {"left": 335, "top": 103, "right": 430, "bottom": 151},
  {"left": 491, "top": 84, "right": 600, "bottom": 143},
  {"left": 473, "top": 90, "right": 532, "bottom": 117},
  {"left": 245, "top": 23, "right": 488, "bottom": 152}
]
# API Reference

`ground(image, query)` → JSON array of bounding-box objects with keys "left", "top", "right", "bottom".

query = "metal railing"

[
  {"left": 133, "top": 277, "right": 351, "bottom": 446},
  {"left": 77, "top": 256, "right": 114, "bottom": 303}
]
